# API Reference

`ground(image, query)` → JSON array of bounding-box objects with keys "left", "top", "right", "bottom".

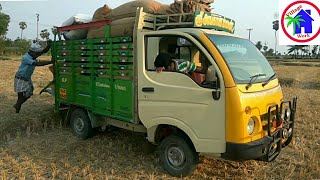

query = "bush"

[{"left": 0, "top": 38, "right": 31, "bottom": 55}]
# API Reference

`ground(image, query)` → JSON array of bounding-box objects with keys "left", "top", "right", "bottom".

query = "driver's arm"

[{"left": 195, "top": 66, "right": 207, "bottom": 74}]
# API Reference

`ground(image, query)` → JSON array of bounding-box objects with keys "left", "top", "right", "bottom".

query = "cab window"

[{"left": 145, "top": 35, "right": 219, "bottom": 89}]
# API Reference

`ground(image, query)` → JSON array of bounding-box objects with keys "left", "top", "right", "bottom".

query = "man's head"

[
  {"left": 154, "top": 53, "right": 175, "bottom": 72},
  {"left": 29, "top": 43, "right": 43, "bottom": 58}
]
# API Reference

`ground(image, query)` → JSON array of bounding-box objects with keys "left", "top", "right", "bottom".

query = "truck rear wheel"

[
  {"left": 70, "top": 109, "right": 93, "bottom": 139},
  {"left": 159, "top": 135, "right": 199, "bottom": 177}
]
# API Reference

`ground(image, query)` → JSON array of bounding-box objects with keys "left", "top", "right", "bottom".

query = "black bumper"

[
  {"left": 222, "top": 136, "right": 273, "bottom": 161},
  {"left": 222, "top": 97, "right": 298, "bottom": 162}
]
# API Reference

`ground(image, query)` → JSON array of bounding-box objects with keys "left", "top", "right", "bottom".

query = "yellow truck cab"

[{"left": 52, "top": 8, "right": 297, "bottom": 177}]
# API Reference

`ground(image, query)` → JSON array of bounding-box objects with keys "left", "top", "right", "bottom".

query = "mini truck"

[{"left": 51, "top": 8, "right": 297, "bottom": 177}]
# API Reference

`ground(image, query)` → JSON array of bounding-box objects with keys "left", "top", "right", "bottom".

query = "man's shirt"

[
  {"left": 172, "top": 59, "right": 196, "bottom": 73},
  {"left": 16, "top": 53, "right": 36, "bottom": 80}
]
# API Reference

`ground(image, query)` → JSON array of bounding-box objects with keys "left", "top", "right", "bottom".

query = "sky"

[{"left": 0, "top": 0, "right": 286, "bottom": 53}]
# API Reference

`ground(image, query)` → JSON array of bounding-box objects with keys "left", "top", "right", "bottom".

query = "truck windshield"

[{"left": 206, "top": 34, "right": 275, "bottom": 84}]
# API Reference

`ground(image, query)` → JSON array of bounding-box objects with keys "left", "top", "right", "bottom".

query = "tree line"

[
  {"left": 255, "top": 40, "right": 320, "bottom": 59},
  {"left": 258, "top": 19, "right": 319, "bottom": 59},
  {"left": 0, "top": 4, "right": 51, "bottom": 55}
]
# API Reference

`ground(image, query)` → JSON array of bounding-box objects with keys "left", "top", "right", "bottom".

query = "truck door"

[{"left": 137, "top": 33, "right": 226, "bottom": 153}]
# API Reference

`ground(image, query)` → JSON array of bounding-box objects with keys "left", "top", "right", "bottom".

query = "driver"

[{"left": 154, "top": 52, "right": 204, "bottom": 73}]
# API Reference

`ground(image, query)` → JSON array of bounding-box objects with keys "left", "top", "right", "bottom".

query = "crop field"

[{"left": 0, "top": 57, "right": 319, "bottom": 179}]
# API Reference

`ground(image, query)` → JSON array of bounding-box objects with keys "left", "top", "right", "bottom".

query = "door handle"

[{"left": 142, "top": 87, "right": 154, "bottom": 92}]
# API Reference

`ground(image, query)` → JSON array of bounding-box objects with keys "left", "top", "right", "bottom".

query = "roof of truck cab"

[{"left": 162, "top": 28, "right": 244, "bottom": 39}]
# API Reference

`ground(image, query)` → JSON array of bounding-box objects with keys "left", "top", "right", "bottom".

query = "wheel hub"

[
  {"left": 74, "top": 117, "right": 85, "bottom": 132},
  {"left": 167, "top": 146, "right": 185, "bottom": 167}
]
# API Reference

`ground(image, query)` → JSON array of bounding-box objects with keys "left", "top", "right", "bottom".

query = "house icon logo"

[
  {"left": 287, "top": 9, "right": 313, "bottom": 35},
  {"left": 279, "top": 0, "right": 320, "bottom": 45}
]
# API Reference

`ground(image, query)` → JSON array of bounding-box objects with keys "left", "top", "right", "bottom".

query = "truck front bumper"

[
  {"left": 221, "top": 136, "right": 272, "bottom": 161},
  {"left": 222, "top": 97, "right": 297, "bottom": 162}
]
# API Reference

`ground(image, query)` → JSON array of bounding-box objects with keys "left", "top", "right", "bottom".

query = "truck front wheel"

[
  {"left": 70, "top": 109, "right": 93, "bottom": 139},
  {"left": 159, "top": 135, "right": 199, "bottom": 177}
]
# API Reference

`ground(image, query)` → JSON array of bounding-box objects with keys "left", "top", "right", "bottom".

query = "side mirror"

[
  {"left": 205, "top": 65, "right": 217, "bottom": 82},
  {"left": 205, "top": 65, "right": 220, "bottom": 100},
  {"left": 177, "top": 38, "right": 192, "bottom": 46}
]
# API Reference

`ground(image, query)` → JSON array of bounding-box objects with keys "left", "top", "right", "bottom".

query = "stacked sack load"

[
  {"left": 178, "top": 0, "right": 215, "bottom": 12},
  {"left": 169, "top": 0, "right": 214, "bottom": 21},
  {"left": 61, "top": 14, "right": 93, "bottom": 40},
  {"left": 87, "top": 0, "right": 168, "bottom": 38},
  {"left": 87, "top": 0, "right": 215, "bottom": 39}
]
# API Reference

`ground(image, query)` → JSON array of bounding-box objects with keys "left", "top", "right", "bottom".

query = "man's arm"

[
  {"left": 32, "top": 60, "right": 52, "bottom": 66},
  {"left": 40, "top": 40, "right": 52, "bottom": 54},
  {"left": 187, "top": 63, "right": 207, "bottom": 74},
  {"left": 195, "top": 66, "right": 207, "bottom": 74}
]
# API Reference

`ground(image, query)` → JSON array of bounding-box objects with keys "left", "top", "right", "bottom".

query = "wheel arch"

[
  {"left": 146, "top": 121, "right": 199, "bottom": 152},
  {"left": 64, "top": 105, "right": 96, "bottom": 128}
]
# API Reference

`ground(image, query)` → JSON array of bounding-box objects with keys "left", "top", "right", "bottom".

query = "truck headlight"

[
  {"left": 285, "top": 108, "right": 291, "bottom": 120},
  {"left": 247, "top": 118, "right": 255, "bottom": 135},
  {"left": 281, "top": 108, "right": 291, "bottom": 120}
]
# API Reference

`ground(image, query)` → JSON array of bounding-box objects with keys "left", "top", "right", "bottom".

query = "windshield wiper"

[
  {"left": 262, "top": 73, "right": 276, "bottom": 87},
  {"left": 246, "top": 74, "right": 266, "bottom": 90}
]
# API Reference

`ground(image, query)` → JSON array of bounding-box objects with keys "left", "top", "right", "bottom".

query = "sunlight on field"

[{"left": 0, "top": 57, "right": 319, "bottom": 179}]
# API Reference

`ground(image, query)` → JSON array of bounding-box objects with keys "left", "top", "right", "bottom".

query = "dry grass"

[{"left": 0, "top": 57, "right": 319, "bottom": 179}]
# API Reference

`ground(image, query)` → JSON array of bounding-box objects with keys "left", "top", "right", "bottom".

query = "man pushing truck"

[{"left": 13, "top": 40, "right": 52, "bottom": 113}]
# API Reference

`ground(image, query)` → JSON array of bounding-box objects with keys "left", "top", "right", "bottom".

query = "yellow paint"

[
  {"left": 225, "top": 79, "right": 283, "bottom": 143},
  {"left": 199, "top": 33, "right": 283, "bottom": 144},
  {"left": 195, "top": 16, "right": 203, "bottom": 27},
  {"left": 194, "top": 12, "right": 235, "bottom": 33},
  {"left": 59, "top": 88, "right": 67, "bottom": 99}
]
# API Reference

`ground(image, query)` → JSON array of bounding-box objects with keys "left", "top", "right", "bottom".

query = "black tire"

[
  {"left": 70, "top": 109, "right": 93, "bottom": 139},
  {"left": 159, "top": 135, "right": 199, "bottom": 177}
]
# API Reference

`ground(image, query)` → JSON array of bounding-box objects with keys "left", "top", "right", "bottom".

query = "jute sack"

[
  {"left": 105, "top": 0, "right": 167, "bottom": 21},
  {"left": 91, "top": 4, "right": 112, "bottom": 21},
  {"left": 110, "top": 17, "right": 135, "bottom": 37},
  {"left": 87, "top": 17, "right": 135, "bottom": 38},
  {"left": 62, "top": 14, "right": 92, "bottom": 40},
  {"left": 87, "top": 5, "right": 112, "bottom": 39},
  {"left": 170, "top": 0, "right": 212, "bottom": 13},
  {"left": 168, "top": 0, "right": 213, "bottom": 22}
]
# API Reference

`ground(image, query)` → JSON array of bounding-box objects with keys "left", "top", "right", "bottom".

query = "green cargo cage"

[{"left": 52, "top": 23, "right": 135, "bottom": 123}]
